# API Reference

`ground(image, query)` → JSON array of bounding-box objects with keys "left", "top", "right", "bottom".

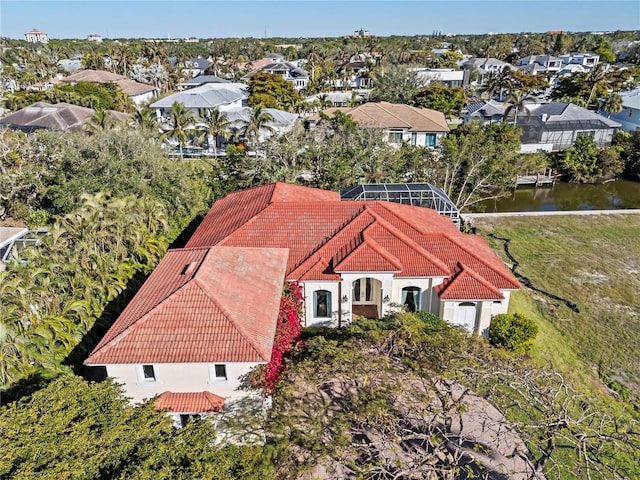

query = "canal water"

[{"left": 476, "top": 179, "right": 640, "bottom": 213}]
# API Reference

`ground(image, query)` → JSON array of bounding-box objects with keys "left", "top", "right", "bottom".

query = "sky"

[{"left": 1, "top": 0, "right": 638, "bottom": 40}]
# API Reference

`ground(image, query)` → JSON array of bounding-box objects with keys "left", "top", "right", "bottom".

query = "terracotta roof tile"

[
  {"left": 435, "top": 263, "right": 505, "bottom": 300},
  {"left": 155, "top": 391, "right": 224, "bottom": 413},
  {"left": 85, "top": 246, "right": 288, "bottom": 365}
]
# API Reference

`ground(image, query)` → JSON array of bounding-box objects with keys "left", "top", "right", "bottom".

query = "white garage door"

[{"left": 453, "top": 302, "right": 477, "bottom": 332}]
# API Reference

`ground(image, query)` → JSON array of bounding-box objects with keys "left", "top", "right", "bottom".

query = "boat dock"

[{"left": 516, "top": 169, "right": 556, "bottom": 187}]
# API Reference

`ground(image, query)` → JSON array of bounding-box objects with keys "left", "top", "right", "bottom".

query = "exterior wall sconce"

[
  {"left": 383, "top": 295, "right": 390, "bottom": 304},
  {"left": 341, "top": 295, "right": 348, "bottom": 303}
]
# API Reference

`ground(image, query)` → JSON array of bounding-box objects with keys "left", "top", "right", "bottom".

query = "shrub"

[{"left": 489, "top": 313, "right": 538, "bottom": 352}]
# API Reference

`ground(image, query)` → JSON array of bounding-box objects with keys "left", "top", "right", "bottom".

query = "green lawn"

[{"left": 472, "top": 213, "right": 640, "bottom": 400}]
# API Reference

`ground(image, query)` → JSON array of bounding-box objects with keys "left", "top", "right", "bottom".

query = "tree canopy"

[{"left": 247, "top": 71, "right": 302, "bottom": 112}]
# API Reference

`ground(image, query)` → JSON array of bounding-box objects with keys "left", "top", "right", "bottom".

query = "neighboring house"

[
  {"left": 223, "top": 107, "right": 299, "bottom": 141},
  {"left": 57, "top": 56, "right": 84, "bottom": 73},
  {"left": 87, "top": 33, "right": 103, "bottom": 43},
  {"left": 414, "top": 68, "right": 466, "bottom": 87},
  {"left": 116, "top": 79, "right": 159, "bottom": 107},
  {"left": 242, "top": 60, "right": 309, "bottom": 91},
  {"left": 84, "top": 245, "right": 289, "bottom": 424},
  {"left": 556, "top": 63, "right": 588, "bottom": 77},
  {"left": 516, "top": 55, "right": 563, "bottom": 75},
  {"left": 461, "top": 57, "right": 513, "bottom": 78},
  {"left": 335, "top": 60, "right": 373, "bottom": 89},
  {"left": 311, "top": 102, "right": 450, "bottom": 147},
  {"left": 463, "top": 100, "right": 621, "bottom": 152},
  {"left": 0, "top": 227, "right": 46, "bottom": 269},
  {"left": 61, "top": 69, "right": 126, "bottom": 83},
  {"left": 182, "top": 57, "right": 212, "bottom": 78},
  {"left": 60, "top": 69, "right": 158, "bottom": 107},
  {"left": 150, "top": 83, "right": 247, "bottom": 123},
  {"left": 0, "top": 102, "right": 129, "bottom": 133},
  {"left": 24, "top": 28, "right": 48, "bottom": 43},
  {"left": 304, "top": 91, "right": 363, "bottom": 108},
  {"left": 178, "top": 75, "right": 231, "bottom": 90},
  {"left": 604, "top": 87, "right": 640, "bottom": 132},
  {"left": 559, "top": 52, "right": 600, "bottom": 69}
]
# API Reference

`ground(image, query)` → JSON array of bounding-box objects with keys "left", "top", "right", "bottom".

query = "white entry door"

[{"left": 453, "top": 302, "right": 477, "bottom": 332}]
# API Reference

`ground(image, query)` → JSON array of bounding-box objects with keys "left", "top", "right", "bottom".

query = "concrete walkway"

[{"left": 464, "top": 209, "right": 640, "bottom": 218}]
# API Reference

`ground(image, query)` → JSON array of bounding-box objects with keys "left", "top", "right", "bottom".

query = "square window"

[
  {"left": 142, "top": 364, "right": 156, "bottom": 380},
  {"left": 214, "top": 364, "right": 227, "bottom": 380}
]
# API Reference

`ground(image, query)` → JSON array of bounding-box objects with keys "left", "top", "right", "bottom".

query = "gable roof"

[
  {"left": 150, "top": 84, "right": 246, "bottom": 109},
  {"left": 435, "top": 263, "right": 505, "bottom": 300},
  {"left": 314, "top": 102, "right": 449, "bottom": 132},
  {"left": 0, "top": 102, "right": 128, "bottom": 132},
  {"left": 156, "top": 391, "right": 224, "bottom": 413},
  {"left": 61, "top": 69, "right": 126, "bottom": 83},
  {"left": 116, "top": 78, "right": 158, "bottom": 96},
  {"left": 186, "top": 183, "right": 518, "bottom": 292},
  {"left": 85, "top": 246, "right": 288, "bottom": 365}
]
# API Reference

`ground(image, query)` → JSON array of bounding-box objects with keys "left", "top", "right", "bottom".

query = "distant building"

[
  {"left": 352, "top": 28, "right": 373, "bottom": 38},
  {"left": 87, "top": 33, "right": 102, "bottom": 43},
  {"left": 24, "top": 28, "right": 48, "bottom": 43}
]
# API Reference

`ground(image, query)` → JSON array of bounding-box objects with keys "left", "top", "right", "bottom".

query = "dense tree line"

[{"left": 0, "top": 128, "right": 213, "bottom": 393}]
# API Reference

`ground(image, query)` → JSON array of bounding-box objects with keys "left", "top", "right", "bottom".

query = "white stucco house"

[
  {"left": 85, "top": 245, "right": 288, "bottom": 425},
  {"left": 86, "top": 183, "right": 520, "bottom": 418},
  {"left": 310, "top": 102, "right": 450, "bottom": 147}
]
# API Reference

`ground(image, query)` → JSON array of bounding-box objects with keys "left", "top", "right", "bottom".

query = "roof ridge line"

[
  {"left": 442, "top": 233, "right": 520, "bottom": 289},
  {"left": 367, "top": 204, "right": 451, "bottom": 275},
  {"left": 361, "top": 228, "right": 403, "bottom": 270},
  {"left": 193, "top": 278, "right": 271, "bottom": 362},
  {"left": 287, "top": 204, "right": 368, "bottom": 274},
  {"left": 86, "top": 281, "right": 197, "bottom": 363}
]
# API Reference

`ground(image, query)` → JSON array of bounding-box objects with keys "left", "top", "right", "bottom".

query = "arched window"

[
  {"left": 313, "top": 290, "right": 332, "bottom": 318},
  {"left": 401, "top": 286, "right": 421, "bottom": 312}
]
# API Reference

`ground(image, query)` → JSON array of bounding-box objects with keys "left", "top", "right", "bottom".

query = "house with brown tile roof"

[
  {"left": 86, "top": 182, "right": 519, "bottom": 416},
  {"left": 311, "top": 102, "right": 450, "bottom": 147},
  {"left": 0, "top": 102, "right": 129, "bottom": 133},
  {"left": 61, "top": 69, "right": 158, "bottom": 107}
]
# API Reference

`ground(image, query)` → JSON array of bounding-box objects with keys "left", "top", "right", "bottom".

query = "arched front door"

[
  {"left": 352, "top": 277, "right": 381, "bottom": 319},
  {"left": 452, "top": 302, "right": 477, "bottom": 332}
]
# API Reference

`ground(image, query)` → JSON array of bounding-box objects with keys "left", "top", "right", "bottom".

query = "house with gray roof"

[
  {"left": 603, "top": 86, "right": 640, "bottom": 132},
  {"left": 0, "top": 102, "right": 129, "bottom": 133},
  {"left": 178, "top": 75, "right": 231, "bottom": 90},
  {"left": 463, "top": 100, "right": 620, "bottom": 152},
  {"left": 150, "top": 83, "right": 248, "bottom": 127},
  {"left": 461, "top": 57, "right": 513, "bottom": 74},
  {"left": 242, "top": 61, "right": 309, "bottom": 91},
  {"left": 516, "top": 55, "right": 563, "bottom": 75}
]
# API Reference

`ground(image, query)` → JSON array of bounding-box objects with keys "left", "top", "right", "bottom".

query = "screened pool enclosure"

[{"left": 340, "top": 183, "right": 461, "bottom": 228}]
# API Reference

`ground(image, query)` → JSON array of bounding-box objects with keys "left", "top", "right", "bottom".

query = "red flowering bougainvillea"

[{"left": 256, "top": 281, "right": 305, "bottom": 395}]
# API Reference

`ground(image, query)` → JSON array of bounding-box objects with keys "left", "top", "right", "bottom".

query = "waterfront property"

[
  {"left": 310, "top": 101, "right": 450, "bottom": 147},
  {"left": 463, "top": 100, "right": 621, "bottom": 152},
  {"left": 85, "top": 182, "right": 519, "bottom": 417}
]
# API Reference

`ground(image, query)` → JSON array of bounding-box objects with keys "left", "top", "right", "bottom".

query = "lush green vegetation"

[
  {"left": 2, "top": 312, "right": 637, "bottom": 479},
  {"left": 473, "top": 214, "right": 640, "bottom": 400},
  {"left": 0, "top": 128, "right": 213, "bottom": 395},
  {"left": 489, "top": 312, "right": 539, "bottom": 352}
]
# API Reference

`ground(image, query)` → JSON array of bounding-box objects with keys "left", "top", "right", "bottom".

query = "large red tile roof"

[
  {"left": 155, "top": 391, "right": 225, "bottom": 413},
  {"left": 185, "top": 183, "right": 518, "bottom": 294},
  {"left": 85, "top": 246, "right": 288, "bottom": 365}
]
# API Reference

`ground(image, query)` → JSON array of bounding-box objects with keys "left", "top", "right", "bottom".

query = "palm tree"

[
  {"left": 483, "top": 68, "right": 514, "bottom": 101},
  {"left": 163, "top": 101, "right": 194, "bottom": 159},
  {"left": 503, "top": 91, "right": 536, "bottom": 125},
  {"left": 600, "top": 93, "right": 623, "bottom": 118},
  {"left": 585, "top": 64, "right": 610, "bottom": 107},
  {"left": 242, "top": 105, "right": 275, "bottom": 147},
  {"left": 197, "top": 108, "right": 231, "bottom": 157},
  {"left": 132, "top": 106, "right": 159, "bottom": 137},
  {"left": 83, "top": 109, "right": 116, "bottom": 134}
]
